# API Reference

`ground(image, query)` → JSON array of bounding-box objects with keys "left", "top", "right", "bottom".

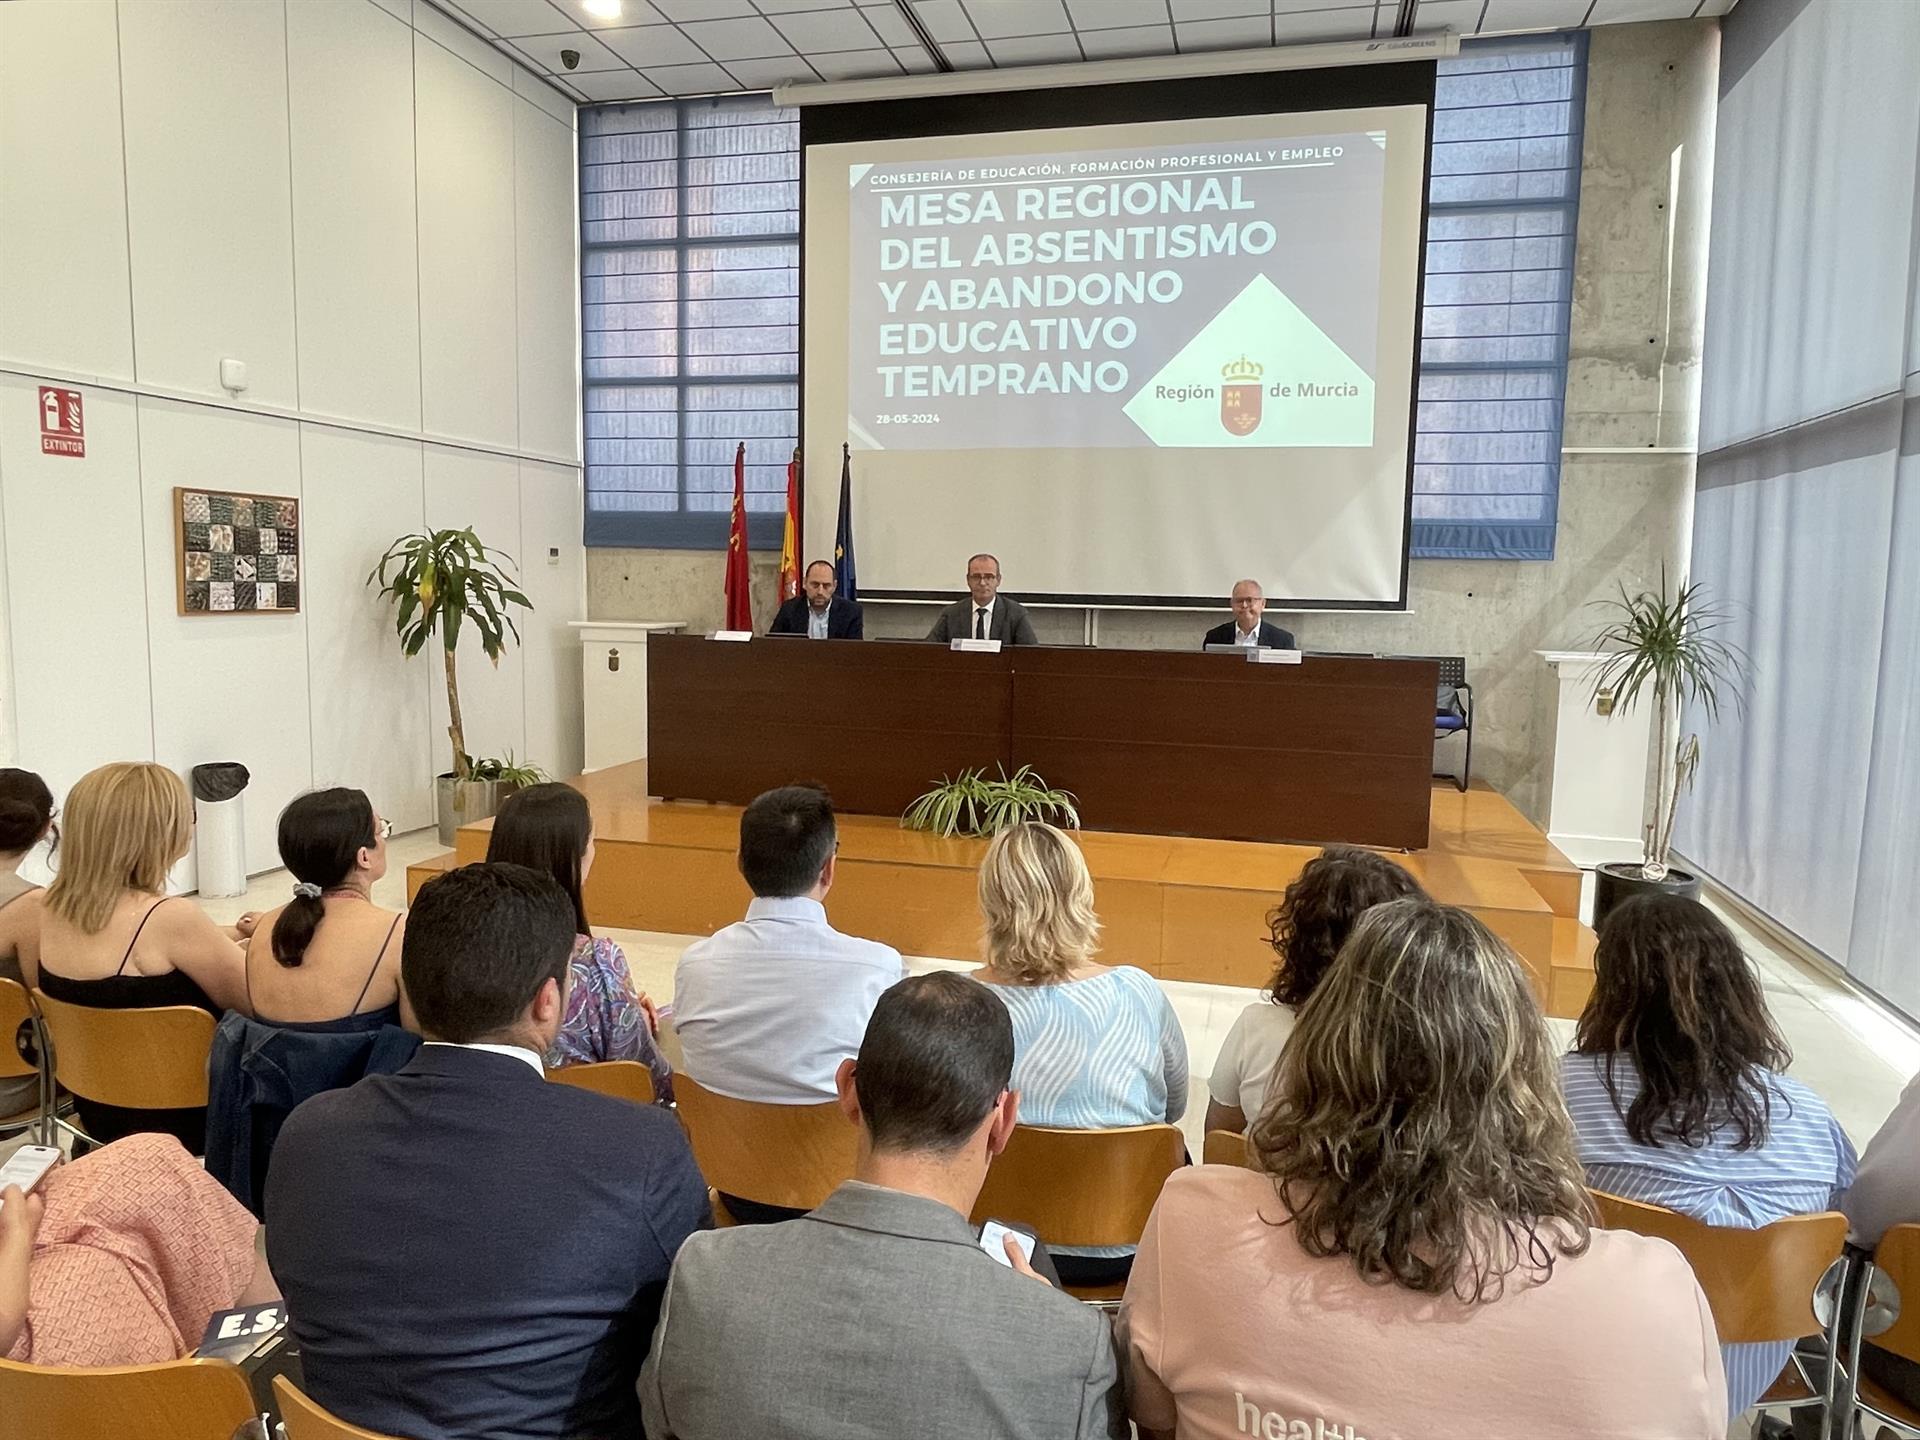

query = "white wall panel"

[
  {"left": 416, "top": 40, "right": 518, "bottom": 449},
  {"left": 288, "top": 0, "right": 422, "bottom": 431},
  {"left": 0, "top": 378, "right": 152, "bottom": 800},
  {"left": 119, "top": 0, "right": 298, "bottom": 405},
  {"left": 300, "top": 425, "right": 434, "bottom": 831},
  {"left": 519, "top": 461, "right": 585, "bottom": 780},
  {"left": 0, "top": 1, "right": 135, "bottom": 381},
  {"left": 137, "top": 399, "right": 311, "bottom": 880},
  {"left": 424, "top": 446, "right": 526, "bottom": 771},
  {"left": 515, "top": 101, "right": 579, "bottom": 463}
]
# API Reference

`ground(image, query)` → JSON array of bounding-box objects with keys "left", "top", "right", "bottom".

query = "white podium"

[
  {"left": 1535, "top": 651, "right": 1653, "bottom": 867},
  {"left": 570, "top": 621, "right": 685, "bottom": 772}
]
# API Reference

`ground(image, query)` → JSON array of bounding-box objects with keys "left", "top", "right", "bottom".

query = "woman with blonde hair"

[
  {"left": 35, "top": 762, "right": 249, "bottom": 1149},
  {"left": 975, "top": 820, "right": 1186, "bottom": 1287},
  {"left": 1120, "top": 898, "right": 1727, "bottom": 1440}
]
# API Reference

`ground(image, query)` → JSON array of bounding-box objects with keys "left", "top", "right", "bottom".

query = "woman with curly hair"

[
  {"left": 1563, "top": 893, "right": 1855, "bottom": 1418},
  {"left": 1203, "top": 845, "right": 1423, "bottom": 1134},
  {"left": 1120, "top": 898, "right": 1726, "bottom": 1440}
]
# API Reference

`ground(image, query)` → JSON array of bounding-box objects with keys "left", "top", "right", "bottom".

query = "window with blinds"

[
  {"left": 1414, "top": 34, "right": 1587, "bottom": 561},
  {"left": 580, "top": 40, "right": 1586, "bottom": 558},
  {"left": 581, "top": 95, "right": 799, "bottom": 548}
]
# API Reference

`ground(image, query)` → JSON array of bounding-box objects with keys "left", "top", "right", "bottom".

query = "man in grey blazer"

[
  {"left": 639, "top": 972, "right": 1125, "bottom": 1440},
  {"left": 926, "top": 552, "right": 1041, "bottom": 645}
]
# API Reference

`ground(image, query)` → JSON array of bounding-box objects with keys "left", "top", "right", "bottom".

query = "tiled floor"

[{"left": 199, "top": 828, "right": 1917, "bottom": 1158}]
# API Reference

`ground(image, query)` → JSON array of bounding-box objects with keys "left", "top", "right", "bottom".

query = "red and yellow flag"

[{"left": 776, "top": 447, "right": 801, "bottom": 605}]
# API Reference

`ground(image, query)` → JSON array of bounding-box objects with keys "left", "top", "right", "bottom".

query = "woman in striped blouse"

[
  {"left": 1561, "top": 893, "right": 1856, "bottom": 1420},
  {"left": 974, "top": 821, "right": 1188, "bottom": 1289}
]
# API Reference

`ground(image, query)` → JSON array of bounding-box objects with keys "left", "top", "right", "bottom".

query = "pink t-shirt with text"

[{"left": 1119, "top": 1166, "right": 1726, "bottom": 1440}]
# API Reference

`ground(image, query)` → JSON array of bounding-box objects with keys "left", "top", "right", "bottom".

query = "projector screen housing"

[{"left": 800, "top": 62, "right": 1436, "bottom": 612}]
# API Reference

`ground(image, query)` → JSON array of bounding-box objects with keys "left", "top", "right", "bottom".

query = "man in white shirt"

[
  {"left": 1201, "top": 578, "right": 1296, "bottom": 650},
  {"left": 925, "top": 553, "right": 1040, "bottom": 645},
  {"left": 673, "top": 784, "right": 905, "bottom": 1220}
]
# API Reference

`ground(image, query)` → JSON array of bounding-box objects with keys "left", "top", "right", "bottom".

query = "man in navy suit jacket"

[
  {"left": 768, "top": 560, "right": 864, "bottom": 639},
  {"left": 1202, "top": 578, "right": 1296, "bottom": 650},
  {"left": 266, "top": 863, "right": 710, "bottom": 1440}
]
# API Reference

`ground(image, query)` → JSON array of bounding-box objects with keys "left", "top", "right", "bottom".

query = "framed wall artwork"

[{"left": 174, "top": 488, "right": 301, "bottom": 615}]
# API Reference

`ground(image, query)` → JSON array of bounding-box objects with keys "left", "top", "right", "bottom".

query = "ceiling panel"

[{"left": 424, "top": 0, "right": 1736, "bottom": 108}]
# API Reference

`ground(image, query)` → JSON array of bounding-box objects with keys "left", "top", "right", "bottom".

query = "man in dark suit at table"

[
  {"left": 927, "top": 553, "right": 1040, "bottom": 645},
  {"left": 1202, "top": 578, "right": 1296, "bottom": 650},
  {"left": 769, "top": 560, "right": 864, "bottom": 639},
  {"left": 265, "top": 862, "right": 710, "bottom": 1440}
]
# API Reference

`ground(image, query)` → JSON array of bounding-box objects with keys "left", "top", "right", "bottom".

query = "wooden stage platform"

[{"left": 410, "top": 761, "right": 1598, "bottom": 1019}]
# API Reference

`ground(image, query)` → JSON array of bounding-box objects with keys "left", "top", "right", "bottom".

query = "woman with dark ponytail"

[
  {"left": 486, "top": 782, "right": 671, "bottom": 1100},
  {"left": 240, "top": 788, "right": 409, "bottom": 1031},
  {"left": 0, "top": 768, "right": 54, "bottom": 1118}
]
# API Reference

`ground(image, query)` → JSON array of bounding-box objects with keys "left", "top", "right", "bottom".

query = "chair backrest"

[
  {"left": 31, "top": 989, "right": 216, "bottom": 1110},
  {"left": 1590, "top": 1190, "right": 1848, "bottom": 1344},
  {"left": 0, "top": 975, "right": 38, "bottom": 1082},
  {"left": 968, "top": 1124, "right": 1186, "bottom": 1248},
  {"left": 1202, "top": 1128, "right": 1251, "bottom": 1168},
  {"left": 275, "top": 1374, "right": 405, "bottom": 1440},
  {"left": 1868, "top": 1223, "right": 1920, "bottom": 1366},
  {"left": 547, "top": 1059, "right": 655, "bottom": 1106},
  {"left": 0, "top": 1355, "right": 257, "bottom": 1440},
  {"left": 1430, "top": 655, "right": 1467, "bottom": 688},
  {"left": 671, "top": 1073, "right": 857, "bottom": 1211}
]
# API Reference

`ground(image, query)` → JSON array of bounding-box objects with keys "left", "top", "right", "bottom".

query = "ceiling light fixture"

[{"left": 582, "top": 0, "right": 621, "bottom": 18}]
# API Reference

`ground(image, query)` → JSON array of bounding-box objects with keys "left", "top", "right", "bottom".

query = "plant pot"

[
  {"left": 1592, "top": 861, "right": 1702, "bottom": 932},
  {"left": 435, "top": 775, "right": 509, "bottom": 847}
]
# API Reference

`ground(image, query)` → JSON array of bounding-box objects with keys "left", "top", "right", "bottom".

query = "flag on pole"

[
  {"left": 834, "top": 443, "right": 857, "bottom": 601},
  {"left": 724, "top": 441, "right": 753, "bottom": 632},
  {"left": 776, "top": 446, "right": 802, "bottom": 606}
]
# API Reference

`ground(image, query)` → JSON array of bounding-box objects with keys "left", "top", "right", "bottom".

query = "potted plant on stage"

[
  {"left": 369, "top": 527, "right": 539, "bottom": 844},
  {"left": 902, "top": 765, "right": 1081, "bottom": 839},
  {"left": 1583, "top": 571, "right": 1748, "bottom": 929}
]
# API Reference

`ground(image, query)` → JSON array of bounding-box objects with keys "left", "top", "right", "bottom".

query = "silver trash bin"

[{"left": 191, "top": 762, "right": 251, "bottom": 897}]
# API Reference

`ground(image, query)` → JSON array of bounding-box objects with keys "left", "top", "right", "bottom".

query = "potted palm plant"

[
  {"left": 369, "top": 527, "right": 535, "bottom": 844},
  {"left": 1582, "top": 572, "right": 1747, "bottom": 928}
]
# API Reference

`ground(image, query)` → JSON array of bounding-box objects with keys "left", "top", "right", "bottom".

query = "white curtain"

[{"left": 1678, "top": 0, "right": 1920, "bottom": 1015}]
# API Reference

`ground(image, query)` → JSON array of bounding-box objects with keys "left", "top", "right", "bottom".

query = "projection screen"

[{"left": 802, "top": 101, "right": 1430, "bottom": 610}]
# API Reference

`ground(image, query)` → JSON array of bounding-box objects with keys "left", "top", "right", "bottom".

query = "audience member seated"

[
  {"left": 675, "top": 784, "right": 904, "bottom": 1222},
  {"left": 35, "top": 762, "right": 249, "bottom": 1150},
  {"left": 206, "top": 788, "right": 422, "bottom": 1215},
  {"left": 639, "top": 971, "right": 1125, "bottom": 1440},
  {"left": 1205, "top": 845, "right": 1423, "bottom": 1134},
  {"left": 266, "top": 862, "right": 709, "bottom": 1440},
  {"left": 0, "top": 768, "right": 55, "bottom": 1120},
  {"left": 485, "top": 782, "right": 671, "bottom": 1100},
  {"left": 1561, "top": 893, "right": 1856, "bottom": 1417},
  {"left": 974, "top": 821, "right": 1187, "bottom": 1288},
  {"left": 1, "top": 1133, "right": 272, "bottom": 1366},
  {"left": 1120, "top": 898, "right": 1727, "bottom": 1440}
]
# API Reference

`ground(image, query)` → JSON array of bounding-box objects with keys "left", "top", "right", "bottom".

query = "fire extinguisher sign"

[{"left": 38, "top": 387, "right": 84, "bottom": 458}]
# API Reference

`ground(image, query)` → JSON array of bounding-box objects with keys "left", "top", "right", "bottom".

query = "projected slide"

[{"left": 844, "top": 132, "right": 1386, "bottom": 452}]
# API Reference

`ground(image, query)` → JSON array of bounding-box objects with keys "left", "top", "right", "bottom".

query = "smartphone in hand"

[
  {"left": 0, "top": 1146, "right": 61, "bottom": 1207},
  {"left": 979, "top": 1218, "right": 1038, "bottom": 1268}
]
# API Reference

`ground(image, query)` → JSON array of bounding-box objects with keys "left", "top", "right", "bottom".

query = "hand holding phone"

[
  {"left": 980, "top": 1219, "right": 1051, "bottom": 1286},
  {"left": 0, "top": 1147, "right": 60, "bottom": 1208}
]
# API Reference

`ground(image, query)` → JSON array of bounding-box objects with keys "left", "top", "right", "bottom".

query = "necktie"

[{"left": 974, "top": 607, "right": 987, "bottom": 639}]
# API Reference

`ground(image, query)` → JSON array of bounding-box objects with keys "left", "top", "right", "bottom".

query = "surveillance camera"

[{"left": 560, "top": 48, "right": 581, "bottom": 69}]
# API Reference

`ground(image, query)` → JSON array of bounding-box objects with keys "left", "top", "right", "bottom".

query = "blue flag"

[{"left": 833, "top": 443, "right": 857, "bottom": 600}]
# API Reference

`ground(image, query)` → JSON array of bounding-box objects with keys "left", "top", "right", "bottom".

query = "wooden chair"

[
  {"left": 31, "top": 990, "right": 216, "bottom": 1144},
  {"left": 275, "top": 1374, "right": 409, "bottom": 1440},
  {"left": 1202, "top": 1128, "right": 1250, "bottom": 1168},
  {"left": 546, "top": 1059, "right": 655, "bottom": 1106},
  {"left": 1590, "top": 1190, "right": 1849, "bottom": 1428},
  {"left": 0, "top": 1355, "right": 258, "bottom": 1440},
  {"left": 671, "top": 1073, "right": 857, "bottom": 1222},
  {"left": 1847, "top": 1223, "right": 1920, "bottom": 1435},
  {"left": 0, "top": 975, "right": 48, "bottom": 1139},
  {"left": 969, "top": 1123, "right": 1186, "bottom": 1304}
]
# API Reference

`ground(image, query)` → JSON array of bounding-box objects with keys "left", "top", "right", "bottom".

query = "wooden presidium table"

[{"left": 647, "top": 634, "right": 1438, "bottom": 849}]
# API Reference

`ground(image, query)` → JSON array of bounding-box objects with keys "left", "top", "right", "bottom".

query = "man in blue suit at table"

[
  {"left": 1202, "top": 579, "right": 1296, "bottom": 650},
  {"left": 769, "top": 560, "right": 864, "bottom": 639},
  {"left": 266, "top": 862, "right": 710, "bottom": 1440}
]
